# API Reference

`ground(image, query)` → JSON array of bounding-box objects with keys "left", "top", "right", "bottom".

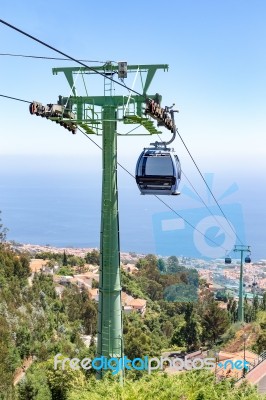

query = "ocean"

[
  {"left": 0, "top": 156, "right": 159, "bottom": 253},
  {"left": 0, "top": 156, "right": 265, "bottom": 260}
]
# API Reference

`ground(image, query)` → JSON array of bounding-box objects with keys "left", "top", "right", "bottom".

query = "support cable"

[
  {"left": 0, "top": 91, "right": 241, "bottom": 252},
  {"left": 175, "top": 127, "right": 243, "bottom": 245},
  {"left": 77, "top": 127, "right": 229, "bottom": 252},
  {"left": 0, "top": 52, "right": 109, "bottom": 63},
  {"left": 0, "top": 19, "right": 142, "bottom": 97},
  {"left": 155, "top": 126, "right": 236, "bottom": 242},
  {"left": 0, "top": 93, "right": 31, "bottom": 103},
  {"left": 0, "top": 18, "right": 239, "bottom": 243}
]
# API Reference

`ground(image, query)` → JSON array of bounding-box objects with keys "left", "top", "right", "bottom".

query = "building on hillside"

[
  {"left": 208, "top": 283, "right": 226, "bottom": 293},
  {"left": 42, "top": 264, "right": 60, "bottom": 275},
  {"left": 127, "top": 298, "right": 147, "bottom": 316},
  {"left": 121, "top": 263, "right": 139, "bottom": 274},
  {"left": 121, "top": 291, "right": 134, "bottom": 306},
  {"left": 80, "top": 335, "right": 97, "bottom": 347},
  {"left": 55, "top": 284, "right": 65, "bottom": 299},
  {"left": 55, "top": 276, "right": 73, "bottom": 287},
  {"left": 74, "top": 276, "right": 92, "bottom": 290},
  {"left": 89, "top": 288, "right": 99, "bottom": 302},
  {"left": 29, "top": 259, "right": 48, "bottom": 273},
  {"left": 123, "top": 305, "right": 134, "bottom": 314}
]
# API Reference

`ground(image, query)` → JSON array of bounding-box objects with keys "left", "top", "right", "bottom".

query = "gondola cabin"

[
  {"left": 135, "top": 147, "right": 181, "bottom": 195},
  {"left": 225, "top": 257, "right": 232, "bottom": 264},
  {"left": 245, "top": 256, "right": 251, "bottom": 263}
]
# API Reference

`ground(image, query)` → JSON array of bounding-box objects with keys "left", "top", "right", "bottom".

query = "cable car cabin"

[
  {"left": 135, "top": 147, "right": 181, "bottom": 195},
  {"left": 225, "top": 257, "right": 232, "bottom": 264},
  {"left": 245, "top": 256, "right": 251, "bottom": 263}
]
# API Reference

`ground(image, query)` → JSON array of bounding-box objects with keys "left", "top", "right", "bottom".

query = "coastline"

[{"left": 8, "top": 241, "right": 146, "bottom": 261}]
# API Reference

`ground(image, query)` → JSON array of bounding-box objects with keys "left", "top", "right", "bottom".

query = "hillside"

[{"left": 1, "top": 234, "right": 266, "bottom": 399}]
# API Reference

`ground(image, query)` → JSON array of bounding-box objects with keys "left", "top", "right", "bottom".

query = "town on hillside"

[{"left": 14, "top": 242, "right": 266, "bottom": 305}]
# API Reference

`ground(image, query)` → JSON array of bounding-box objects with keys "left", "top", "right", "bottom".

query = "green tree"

[
  {"left": 255, "top": 331, "right": 266, "bottom": 354},
  {"left": 63, "top": 251, "right": 68, "bottom": 266},
  {"left": 157, "top": 258, "right": 166, "bottom": 273},
  {"left": 85, "top": 249, "right": 100, "bottom": 265},
  {"left": 136, "top": 254, "right": 157, "bottom": 271},
  {"left": 140, "top": 278, "right": 163, "bottom": 301},
  {"left": 57, "top": 266, "right": 74, "bottom": 276},
  {"left": 42, "top": 356, "right": 85, "bottom": 400},
  {"left": 62, "top": 287, "right": 84, "bottom": 321},
  {"left": 215, "top": 290, "right": 228, "bottom": 302},
  {"left": 172, "top": 303, "right": 202, "bottom": 350},
  {"left": 201, "top": 299, "right": 230, "bottom": 344},
  {"left": 124, "top": 327, "right": 152, "bottom": 359},
  {"left": 92, "top": 278, "right": 99, "bottom": 289},
  {"left": 227, "top": 297, "right": 238, "bottom": 323},
  {"left": 82, "top": 299, "right": 97, "bottom": 335},
  {"left": 261, "top": 291, "right": 266, "bottom": 311},
  {"left": 137, "top": 255, "right": 161, "bottom": 283},
  {"left": 161, "top": 320, "right": 174, "bottom": 338},
  {"left": 13, "top": 256, "right": 31, "bottom": 280},
  {"left": 0, "top": 316, "right": 15, "bottom": 396},
  {"left": 252, "top": 294, "right": 259, "bottom": 320},
  {"left": 164, "top": 283, "right": 198, "bottom": 302},
  {"left": 67, "top": 370, "right": 264, "bottom": 400},
  {"left": 16, "top": 325, "right": 31, "bottom": 359},
  {"left": 182, "top": 304, "right": 202, "bottom": 350},
  {"left": 18, "top": 367, "right": 52, "bottom": 400},
  {"left": 167, "top": 255, "right": 179, "bottom": 273},
  {"left": 0, "top": 211, "right": 8, "bottom": 243}
]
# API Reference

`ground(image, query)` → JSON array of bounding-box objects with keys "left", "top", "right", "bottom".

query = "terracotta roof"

[
  {"left": 128, "top": 298, "right": 147, "bottom": 307},
  {"left": 218, "top": 350, "right": 257, "bottom": 363},
  {"left": 29, "top": 259, "right": 48, "bottom": 272},
  {"left": 121, "top": 291, "right": 134, "bottom": 305},
  {"left": 89, "top": 288, "right": 99, "bottom": 296}
]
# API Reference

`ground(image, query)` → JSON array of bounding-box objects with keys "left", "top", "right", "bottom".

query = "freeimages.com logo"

[{"left": 152, "top": 174, "right": 246, "bottom": 259}]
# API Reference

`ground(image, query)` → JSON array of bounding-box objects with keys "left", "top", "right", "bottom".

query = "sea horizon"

[{"left": 0, "top": 155, "right": 265, "bottom": 261}]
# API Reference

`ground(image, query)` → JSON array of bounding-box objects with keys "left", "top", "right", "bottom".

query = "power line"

[
  {"left": 156, "top": 132, "right": 236, "bottom": 243},
  {"left": 0, "top": 52, "right": 108, "bottom": 63},
  {"left": 0, "top": 19, "right": 142, "bottom": 97},
  {"left": 78, "top": 128, "right": 228, "bottom": 251},
  {"left": 0, "top": 91, "right": 240, "bottom": 251},
  {"left": 181, "top": 170, "right": 236, "bottom": 243},
  {"left": 176, "top": 128, "right": 243, "bottom": 245},
  {"left": 0, "top": 18, "right": 238, "bottom": 243},
  {"left": 0, "top": 93, "right": 31, "bottom": 103},
  {"left": 0, "top": 18, "right": 242, "bottom": 244}
]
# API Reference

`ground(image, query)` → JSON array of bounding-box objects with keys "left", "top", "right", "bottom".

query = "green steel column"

[
  {"left": 97, "top": 104, "right": 123, "bottom": 377},
  {"left": 238, "top": 250, "right": 244, "bottom": 323}
]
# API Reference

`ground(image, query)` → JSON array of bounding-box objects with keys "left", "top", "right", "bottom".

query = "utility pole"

[
  {"left": 32, "top": 63, "right": 169, "bottom": 378},
  {"left": 234, "top": 245, "right": 251, "bottom": 323}
]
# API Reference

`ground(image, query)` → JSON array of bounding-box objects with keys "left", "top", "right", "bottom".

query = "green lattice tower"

[
  {"left": 52, "top": 63, "right": 168, "bottom": 378},
  {"left": 234, "top": 245, "right": 251, "bottom": 323}
]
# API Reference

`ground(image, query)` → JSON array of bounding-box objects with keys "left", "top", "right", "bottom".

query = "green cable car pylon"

[
  {"left": 234, "top": 245, "right": 251, "bottom": 323},
  {"left": 29, "top": 62, "right": 170, "bottom": 378}
]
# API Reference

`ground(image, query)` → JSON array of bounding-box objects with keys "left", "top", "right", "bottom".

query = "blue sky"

[{"left": 0, "top": 1, "right": 265, "bottom": 259}]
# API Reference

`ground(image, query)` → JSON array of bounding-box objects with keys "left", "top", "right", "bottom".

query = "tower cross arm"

[{"left": 52, "top": 64, "right": 169, "bottom": 94}]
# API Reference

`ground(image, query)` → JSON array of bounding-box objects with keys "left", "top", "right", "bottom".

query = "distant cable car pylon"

[{"left": 233, "top": 245, "right": 251, "bottom": 323}]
